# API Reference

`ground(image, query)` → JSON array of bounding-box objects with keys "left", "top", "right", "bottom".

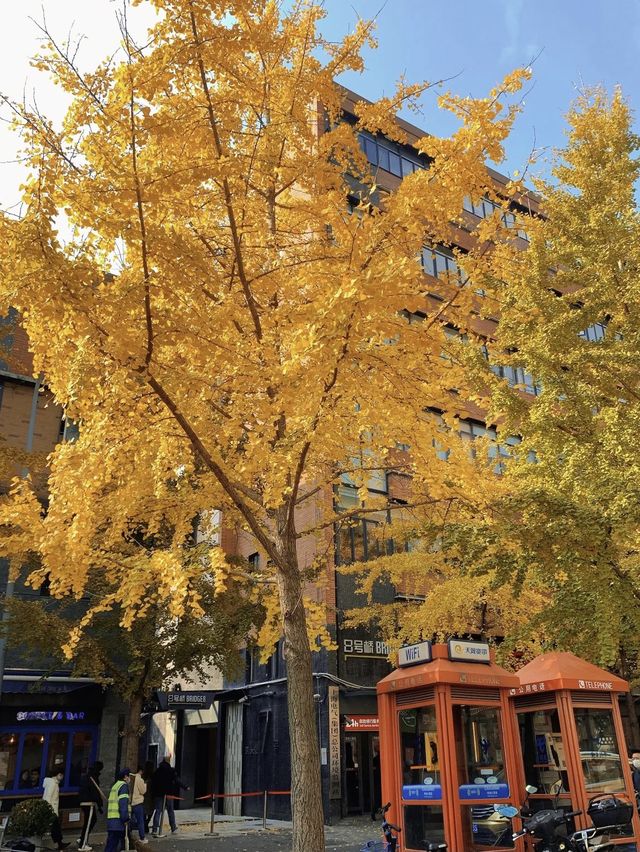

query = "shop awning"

[{"left": 2, "top": 676, "right": 98, "bottom": 694}]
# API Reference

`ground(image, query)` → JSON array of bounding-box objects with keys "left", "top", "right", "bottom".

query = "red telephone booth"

[
  {"left": 377, "top": 641, "right": 522, "bottom": 851},
  {"left": 509, "top": 651, "right": 640, "bottom": 848}
]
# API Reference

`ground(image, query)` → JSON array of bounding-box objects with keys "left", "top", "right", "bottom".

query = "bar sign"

[{"left": 398, "top": 641, "right": 432, "bottom": 667}]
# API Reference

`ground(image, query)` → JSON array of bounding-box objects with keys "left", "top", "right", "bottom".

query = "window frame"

[{"left": 0, "top": 724, "right": 98, "bottom": 794}]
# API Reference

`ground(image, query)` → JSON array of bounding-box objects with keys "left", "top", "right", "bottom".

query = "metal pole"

[
  {"left": 204, "top": 796, "right": 216, "bottom": 836},
  {"left": 263, "top": 790, "right": 268, "bottom": 829},
  {"left": 0, "top": 375, "right": 41, "bottom": 700},
  {"left": 79, "top": 802, "right": 95, "bottom": 849}
]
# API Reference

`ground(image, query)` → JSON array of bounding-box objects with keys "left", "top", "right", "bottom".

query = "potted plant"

[{"left": 7, "top": 799, "right": 55, "bottom": 850}]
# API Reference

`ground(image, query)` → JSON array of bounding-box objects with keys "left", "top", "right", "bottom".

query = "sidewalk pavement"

[{"left": 56, "top": 810, "right": 379, "bottom": 852}]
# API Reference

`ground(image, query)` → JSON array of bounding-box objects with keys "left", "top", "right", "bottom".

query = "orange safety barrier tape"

[{"left": 193, "top": 790, "right": 292, "bottom": 800}]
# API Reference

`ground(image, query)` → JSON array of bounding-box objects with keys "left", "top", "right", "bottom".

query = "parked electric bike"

[{"left": 495, "top": 784, "right": 632, "bottom": 851}]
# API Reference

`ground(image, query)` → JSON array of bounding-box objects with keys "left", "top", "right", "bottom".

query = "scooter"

[{"left": 494, "top": 786, "right": 617, "bottom": 851}]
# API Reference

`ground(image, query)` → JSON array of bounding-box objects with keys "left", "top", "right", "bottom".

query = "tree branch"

[{"left": 188, "top": 1, "right": 263, "bottom": 343}]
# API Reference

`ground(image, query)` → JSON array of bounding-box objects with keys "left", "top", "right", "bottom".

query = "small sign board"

[
  {"left": 328, "top": 686, "right": 341, "bottom": 800},
  {"left": 343, "top": 715, "right": 379, "bottom": 731},
  {"left": 398, "top": 641, "right": 432, "bottom": 667},
  {"left": 402, "top": 784, "right": 442, "bottom": 801},
  {"left": 459, "top": 783, "right": 509, "bottom": 800},
  {"left": 448, "top": 640, "right": 490, "bottom": 664},
  {"left": 158, "top": 691, "right": 215, "bottom": 711}
]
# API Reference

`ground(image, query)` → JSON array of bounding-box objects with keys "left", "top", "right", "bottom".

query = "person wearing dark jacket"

[
  {"left": 78, "top": 761, "right": 104, "bottom": 851},
  {"left": 150, "top": 754, "right": 189, "bottom": 835},
  {"left": 631, "top": 751, "right": 640, "bottom": 798}
]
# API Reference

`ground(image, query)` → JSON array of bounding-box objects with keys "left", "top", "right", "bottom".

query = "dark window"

[
  {"left": 388, "top": 151, "right": 401, "bottom": 176},
  {"left": 364, "top": 138, "right": 378, "bottom": 165},
  {"left": 401, "top": 157, "right": 415, "bottom": 177},
  {"left": 0, "top": 733, "right": 18, "bottom": 789},
  {"left": 422, "top": 246, "right": 461, "bottom": 283},
  {"left": 69, "top": 731, "right": 93, "bottom": 787}
]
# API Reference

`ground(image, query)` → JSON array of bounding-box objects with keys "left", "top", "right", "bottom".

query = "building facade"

[{"left": 0, "top": 317, "right": 125, "bottom": 819}]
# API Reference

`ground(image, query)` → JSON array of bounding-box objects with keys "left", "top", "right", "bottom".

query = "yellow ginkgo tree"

[
  {"left": 0, "top": 1, "right": 531, "bottom": 847},
  {"left": 346, "top": 91, "right": 640, "bottom": 723}
]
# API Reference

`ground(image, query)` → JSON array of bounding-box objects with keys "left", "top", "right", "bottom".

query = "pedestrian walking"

[
  {"left": 130, "top": 765, "right": 149, "bottom": 844},
  {"left": 78, "top": 761, "right": 105, "bottom": 851},
  {"left": 42, "top": 768, "right": 70, "bottom": 851},
  {"left": 631, "top": 751, "right": 640, "bottom": 805},
  {"left": 150, "top": 754, "right": 189, "bottom": 836},
  {"left": 142, "top": 760, "right": 154, "bottom": 832},
  {"left": 105, "top": 768, "right": 131, "bottom": 852}
]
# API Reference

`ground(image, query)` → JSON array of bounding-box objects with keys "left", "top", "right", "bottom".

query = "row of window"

[
  {"left": 357, "top": 132, "right": 530, "bottom": 243},
  {"left": 335, "top": 516, "right": 396, "bottom": 565},
  {"left": 358, "top": 132, "right": 426, "bottom": 178},
  {"left": 463, "top": 196, "right": 529, "bottom": 241},
  {"left": 412, "top": 314, "right": 541, "bottom": 398},
  {"left": 422, "top": 246, "right": 463, "bottom": 283},
  {"left": 334, "top": 418, "right": 521, "bottom": 565}
]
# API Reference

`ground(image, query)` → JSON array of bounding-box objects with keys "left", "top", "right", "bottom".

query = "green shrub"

[{"left": 8, "top": 799, "right": 55, "bottom": 837}]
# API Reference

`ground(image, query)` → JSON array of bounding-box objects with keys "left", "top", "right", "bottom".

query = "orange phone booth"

[
  {"left": 509, "top": 651, "right": 640, "bottom": 848},
  {"left": 377, "top": 641, "right": 523, "bottom": 851}
]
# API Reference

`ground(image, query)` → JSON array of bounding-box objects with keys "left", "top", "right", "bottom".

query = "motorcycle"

[{"left": 494, "top": 785, "right": 628, "bottom": 851}]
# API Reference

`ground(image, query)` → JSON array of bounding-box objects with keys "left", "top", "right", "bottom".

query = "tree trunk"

[
  {"left": 618, "top": 645, "right": 640, "bottom": 749},
  {"left": 275, "top": 530, "right": 324, "bottom": 852},
  {"left": 623, "top": 691, "right": 640, "bottom": 750},
  {"left": 122, "top": 692, "right": 144, "bottom": 771}
]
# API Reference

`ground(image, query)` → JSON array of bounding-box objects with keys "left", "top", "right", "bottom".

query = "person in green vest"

[{"left": 104, "top": 768, "right": 131, "bottom": 852}]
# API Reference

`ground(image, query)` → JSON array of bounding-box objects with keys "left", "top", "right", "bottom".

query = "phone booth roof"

[
  {"left": 377, "top": 643, "right": 519, "bottom": 694},
  {"left": 515, "top": 651, "right": 629, "bottom": 694}
]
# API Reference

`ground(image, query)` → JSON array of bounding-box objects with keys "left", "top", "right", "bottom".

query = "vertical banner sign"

[{"left": 328, "top": 685, "right": 341, "bottom": 799}]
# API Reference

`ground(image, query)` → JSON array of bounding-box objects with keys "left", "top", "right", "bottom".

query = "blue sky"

[
  {"left": 1, "top": 0, "right": 639, "bottom": 206},
  {"left": 319, "top": 0, "right": 640, "bottom": 179}
]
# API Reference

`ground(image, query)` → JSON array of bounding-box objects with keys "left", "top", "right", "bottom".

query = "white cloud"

[{"left": 500, "top": 0, "right": 526, "bottom": 63}]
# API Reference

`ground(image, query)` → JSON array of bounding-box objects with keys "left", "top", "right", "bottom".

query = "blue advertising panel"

[
  {"left": 402, "top": 784, "right": 443, "bottom": 801},
  {"left": 459, "top": 783, "right": 509, "bottom": 800}
]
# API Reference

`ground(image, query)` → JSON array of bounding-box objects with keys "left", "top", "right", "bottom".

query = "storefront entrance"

[{"left": 343, "top": 720, "right": 380, "bottom": 817}]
